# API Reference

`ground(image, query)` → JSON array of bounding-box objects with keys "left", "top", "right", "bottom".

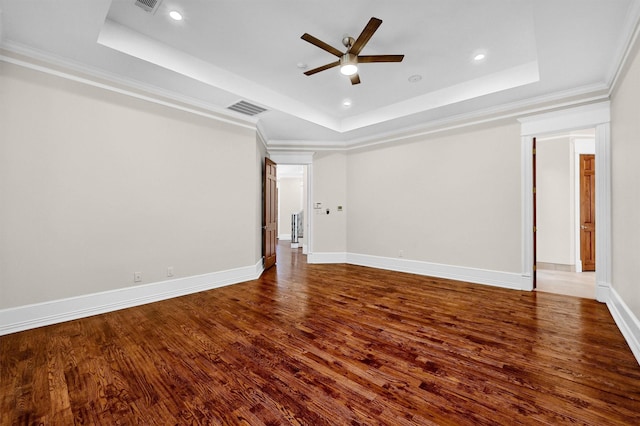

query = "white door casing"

[{"left": 519, "top": 102, "right": 611, "bottom": 302}]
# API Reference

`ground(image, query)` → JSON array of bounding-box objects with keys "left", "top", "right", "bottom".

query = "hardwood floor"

[
  {"left": 2, "top": 242, "right": 639, "bottom": 425},
  {"left": 536, "top": 269, "right": 596, "bottom": 299}
]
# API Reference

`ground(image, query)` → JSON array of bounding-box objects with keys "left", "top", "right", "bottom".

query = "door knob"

[{"left": 581, "top": 225, "right": 587, "bottom": 229}]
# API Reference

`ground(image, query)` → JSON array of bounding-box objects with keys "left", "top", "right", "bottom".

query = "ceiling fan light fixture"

[
  {"left": 340, "top": 53, "right": 358, "bottom": 76},
  {"left": 300, "top": 17, "right": 403, "bottom": 85},
  {"left": 340, "top": 64, "right": 358, "bottom": 76}
]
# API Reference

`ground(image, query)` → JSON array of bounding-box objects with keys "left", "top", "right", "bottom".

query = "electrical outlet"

[
  {"left": 167, "top": 266, "right": 174, "bottom": 277},
  {"left": 134, "top": 272, "right": 142, "bottom": 282}
]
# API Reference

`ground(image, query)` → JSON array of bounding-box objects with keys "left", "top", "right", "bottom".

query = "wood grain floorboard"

[{"left": 2, "top": 242, "right": 639, "bottom": 425}]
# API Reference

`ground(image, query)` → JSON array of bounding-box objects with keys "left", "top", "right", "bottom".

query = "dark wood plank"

[{"left": 2, "top": 242, "right": 639, "bottom": 425}]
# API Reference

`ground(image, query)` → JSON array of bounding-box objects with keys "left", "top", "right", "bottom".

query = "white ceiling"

[{"left": 1, "top": 0, "right": 639, "bottom": 148}]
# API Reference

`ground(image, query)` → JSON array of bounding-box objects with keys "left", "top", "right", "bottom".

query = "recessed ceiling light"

[
  {"left": 297, "top": 62, "right": 308, "bottom": 70},
  {"left": 474, "top": 53, "right": 486, "bottom": 61},
  {"left": 408, "top": 74, "right": 422, "bottom": 83},
  {"left": 169, "top": 10, "right": 183, "bottom": 21},
  {"left": 342, "top": 99, "right": 352, "bottom": 108}
]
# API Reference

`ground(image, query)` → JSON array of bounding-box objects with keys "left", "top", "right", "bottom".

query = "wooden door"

[
  {"left": 263, "top": 158, "right": 278, "bottom": 269},
  {"left": 580, "top": 154, "right": 596, "bottom": 271},
  {"left": 532, "top": 138, "right": 537, "bottom": 288}
]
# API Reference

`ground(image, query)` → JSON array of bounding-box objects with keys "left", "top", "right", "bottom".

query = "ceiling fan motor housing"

[{"left": 342, "top": 36, "right": 356, "bottom": 49}]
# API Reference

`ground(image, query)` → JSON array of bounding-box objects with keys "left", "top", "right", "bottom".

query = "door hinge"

[
  {"left": 533, "top": 226, "right": 537, "bottom": 232},
  {"left": 533, "top": 264, "right": 537, "bottom": 271},
  {"left": 532, "top": 148, "right": 536, "bottom": 155},
  {"left": 533, "top": 187, "right": 536, "bottom": 194}
]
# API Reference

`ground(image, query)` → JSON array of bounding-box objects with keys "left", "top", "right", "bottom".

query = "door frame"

[
  {"left": 532, "top": 137, "right": 537, "bottom": 289},
  {"left": 519, "top": 102, "right": 611, "bottom": 302},
  {"left": 268, "top": 151, "right": 315, "bottom": 259}
]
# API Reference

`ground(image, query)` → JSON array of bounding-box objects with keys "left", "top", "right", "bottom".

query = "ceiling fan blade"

[
  {"left": 358, "top": 55, "right": 405, "bottom": 63},
  {"left": 350, "top": 73, "right": 361, "bottom": 85},
  {"left": 301, "top": 33, "right": 343, "bottom": 57},
  {"left": 304, "top": 61, "right": 340, "bottom": 76},
  {"left": 349, "top": 17, "right": 383, "bottom": 55}
]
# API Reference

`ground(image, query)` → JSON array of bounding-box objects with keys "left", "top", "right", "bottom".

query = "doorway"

[
  {"left": 534, "top": 130, "right": 596, "bottom": 298},
  {"left": 519, "top": 101, "right": 611, "bottom": 302},
  {"left": 268, "top": 152, "right": 315, "bottom": 260},
  {"left": 276, "top": 164, "right": 308, "bottom": 254}
]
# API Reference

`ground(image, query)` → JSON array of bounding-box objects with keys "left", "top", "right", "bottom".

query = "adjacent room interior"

[
  {"left": 1, "top": 1, "right": 640, "bottom": 424},
  {"left": 534, "top": 129, "right": 597, "bottom": 299}
]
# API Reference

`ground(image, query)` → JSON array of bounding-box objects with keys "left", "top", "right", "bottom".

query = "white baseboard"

[
  {"left": 0, "top": 260, "right": 264, "bottom": 336},
  {"left": 307, "top": 252, "right": 347, "bottom": 264},
  {"left": 278, "top": 234, "right": 291, "bottom": 241},
  {"left": 607, "top": 288, "right": 640, "bottom": 365},
  {"left": 306, "top": 251, "right": 527, "bottom": 290},
  {"left": 347, "top": 253, "right": 529, "bottom": 291},
  {"left": 302, "top": 244, "right": 308, "bottom": 254},
  {"left": 596, "top": 281, "right": 611, "bottom": 303}
]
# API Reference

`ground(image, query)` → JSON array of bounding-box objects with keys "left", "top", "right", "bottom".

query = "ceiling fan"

[{"left": 301, "top": 17, "right": 405, "bottom": 85}]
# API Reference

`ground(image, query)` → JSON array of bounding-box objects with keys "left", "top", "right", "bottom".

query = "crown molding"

[
  {"left": 265, "top": 85, "right": 609, "bottom": 153},
  {"left": 607, "top": 0, "right": 640, "bottom": 93},
  {"left": 267, "top": 139, "right": 348, "bottom": 151},
  {"left": 256, "top": 123, "right": 269, "bottom": 151},
  {"left": 0, "top": 39, "right": 615, "bottom": 154},
  {"left": 609, "top": 2, "right": 640, "bottom": 96},
  {"left": 0, "top": 42, "right": 258, "bottom": 131}
]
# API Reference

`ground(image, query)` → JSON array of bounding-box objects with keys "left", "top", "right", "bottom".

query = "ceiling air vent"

[
  {"left": 134, "top": 0, "right": 162, "bottom": 14},
  {"left": 227, "top": 100, "right": 267, "bottom": 117}
]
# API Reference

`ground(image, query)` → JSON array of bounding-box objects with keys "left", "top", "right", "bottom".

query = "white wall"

[
  {"left": 611, "top": 34, "right": 640, "bottom": 320},
  {"left": 301, "top": 166, "right": 308, "bottom": 250},
  {"left": 536, "top": 137, "right": 574, "bottom": 266},
  {"left": 0, "top": 62, "right": 261, "bottom": 309},
  {"left": 277, "top": 177, "right": 303, "bottom": 240},
  {"left": 346, "top": 122, "right": 521, "bottom": 273},
  {"left": 312, "top": 153, "right": 347, "bottom": 254}
]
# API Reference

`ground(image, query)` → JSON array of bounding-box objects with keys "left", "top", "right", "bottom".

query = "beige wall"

[
  {"left": 312, "top": 153, "right": 347, "bottom": 253},
  {"left": 278, "top": 177, "right": 303, "bottom": 239},
  {"left": 0, "top": 62, "right": 261, "bottom": 309},
  {"left": 611, "top": 35, "right": 640, "bottom": 318},
  {"left": 536, "top": 137, "right": 574, "bottom": 266},
  {"left": 346, "top": 122, "right": 521, "bottom": 273}
]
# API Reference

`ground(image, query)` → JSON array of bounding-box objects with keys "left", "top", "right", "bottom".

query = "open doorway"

[
  {"left": 534, "top": 129, "right": 596, "bottom": 298},
  {"left": 276, "top": 165, "right": 308, "bottom": 255},
  {"left": 520, "top": 101, "right": 611, "bottom": 302}
]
